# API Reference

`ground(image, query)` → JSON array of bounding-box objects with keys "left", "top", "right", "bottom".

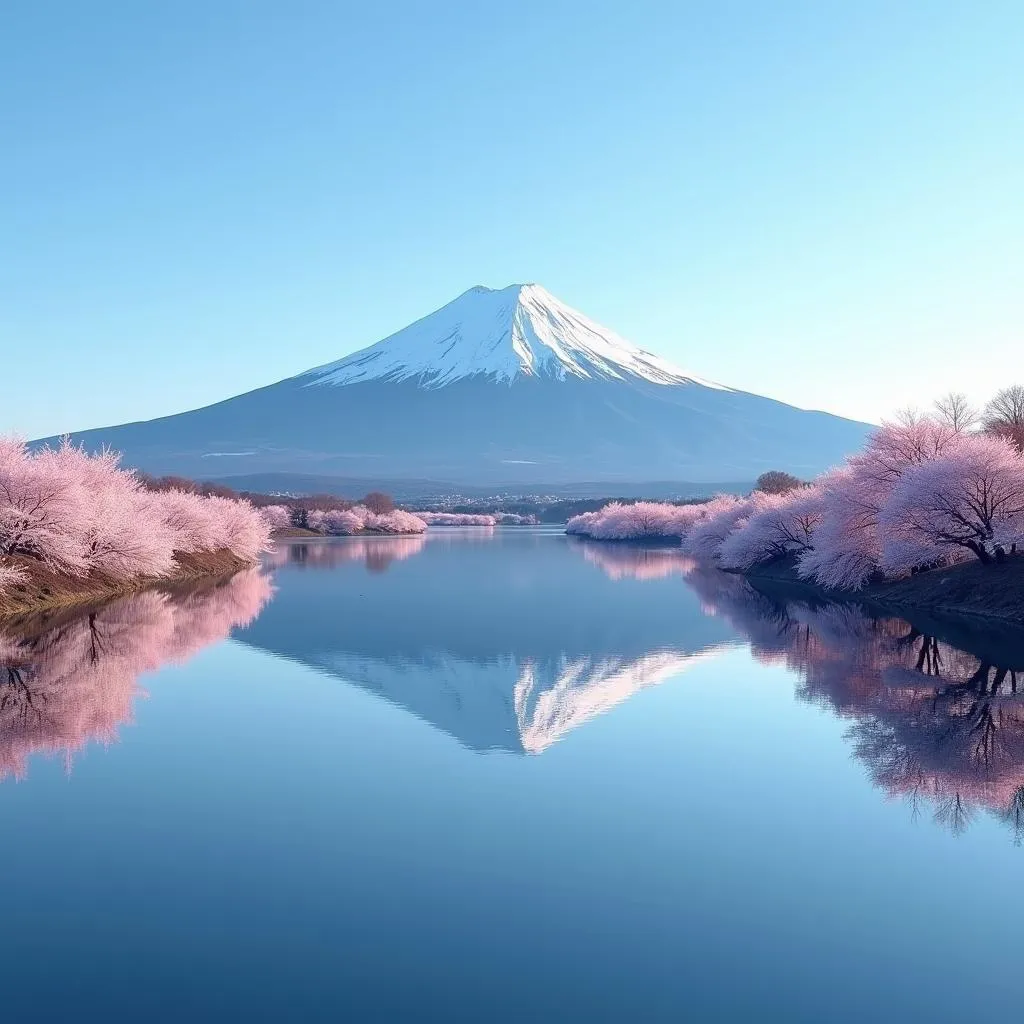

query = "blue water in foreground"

[{"left": 2, "top": 527, "right": 1023, "bottom": 1022}]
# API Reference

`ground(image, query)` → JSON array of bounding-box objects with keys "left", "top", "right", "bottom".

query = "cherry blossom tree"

[
  {"left": 0, "top": 437, "right": 89, "bottom": 571},
  {"left": 0, "top": 436, "right": 271, "bottom": 586},
  {"left": 719, "top": 487, "right": 823, "bottom": 571},
  {"left": 202, "top": 495, "right": 272, "bottom": 561},
  {"left": 260, "top": 504, "right": 292, "bottom": 531},
  {"left": 362, "top": 509, "right": 427, "bottom": 535},
  {"left": 321, "top": 508, "right": 365, "bottom": 535},
  {"left": 565, "top": 509, "right": 600, "bottom": 536},
  {"left": 151, "top": 489, "right": 223, "bottom": 553},
  {"left": 795, "top": 417, "right": 963, "bottom": 589},
  {"left": 0, "top": 560, "right": 27, "bottom": 594},
  {"left": 495, "top": 513, "right": 539, "bottom": 525},
  {"left": 879, "top": 434, "right": 1024, "bottom": 571},
  {"left": 565, "top": 500, "right": 708, "bottom": 541},
  {"left": 46, "top": 441, "right": 177, "bottom": 579},
  {"left": 684, "top": 494, "right": 772, "bottom": 561},
  {"left": 416, "top": 512, "right": 497, "bottom": 526}
]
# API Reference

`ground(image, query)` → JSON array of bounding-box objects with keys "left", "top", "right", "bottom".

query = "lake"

[{"left": 2, "top": 526, "right": 1023, "bottom": 1022}]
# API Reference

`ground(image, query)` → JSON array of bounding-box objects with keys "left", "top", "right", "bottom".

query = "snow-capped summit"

[{"left": 302, "top": 283, "right": 726, "bottom": 390}]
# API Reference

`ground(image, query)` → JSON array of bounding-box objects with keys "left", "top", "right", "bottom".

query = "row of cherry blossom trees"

[
  {"left": 0, "top": 437, "right": 272, "bottom": 598},
  {"left": 568, "top": 392, "right": 1024, "bottom": 590},
  {"left": 259, "top": 502, "right": 427, "bottom": 536},
  {"left": 412, "top": 511, "right": 539, "bottom": 526},
  {"left": 415, "top": 511, "right": 497, "bottom": 526},
  {"left": 259, "top": 506, "right": 539, "bottom": 535}
]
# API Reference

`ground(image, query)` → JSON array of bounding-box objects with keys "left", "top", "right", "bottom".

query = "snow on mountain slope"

[{"left": 302, "top": 283, "right": 728, "bottom": 389}]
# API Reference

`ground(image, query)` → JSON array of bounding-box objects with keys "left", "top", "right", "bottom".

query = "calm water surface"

[{"left": 2, "top": 527, "right": 1023, "bottom": 1022}]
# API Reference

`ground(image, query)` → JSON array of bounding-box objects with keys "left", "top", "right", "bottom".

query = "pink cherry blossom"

[
  {"left": 260, "top": 504, "right": 293, "bottom": 530},
  {"left": 879, "top": 433, "right": 1024, "bottom": 572},
  {"left": 685, "top": 494, "right": 771, "bottom": 561},
  {"left": 416, "top": 512, "right": 497, "bottom": 526},
  {"left": 0, "top": 435, "right": 271, "bottom": 585},
  {"left": 719, "top": 487, "right": 823, "bottom": 571}
]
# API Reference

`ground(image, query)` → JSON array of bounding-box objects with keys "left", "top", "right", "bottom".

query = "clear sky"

[{"left": 3, "top": 1, "right": 1022, "bottom": 438}]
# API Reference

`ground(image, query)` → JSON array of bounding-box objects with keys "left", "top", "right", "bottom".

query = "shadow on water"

[{"left": 0, "top": 569, "right": 274, "bottom": 780}]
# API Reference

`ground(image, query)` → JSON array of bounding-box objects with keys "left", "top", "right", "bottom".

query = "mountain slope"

[{"left": 37, "top": 284, "right": 871, "bottom": 485}]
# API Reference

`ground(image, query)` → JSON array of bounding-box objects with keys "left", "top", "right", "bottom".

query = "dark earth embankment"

[
  {"left": 743, "top": 553, "right": 1024, "bottom": 628},
  {"left": 0, "top": 549, "right": 252, "bottom": 620}
]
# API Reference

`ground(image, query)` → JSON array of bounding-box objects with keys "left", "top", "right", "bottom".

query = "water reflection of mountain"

[
  {"left": 0, "top": 570, "right": 273, "bottom": 780},
  {"left": 694, "top": 568, "right": 1024, "bottom": 839},
  {"left": 245, "top": 535, "right": 737, "bottom": 753}
]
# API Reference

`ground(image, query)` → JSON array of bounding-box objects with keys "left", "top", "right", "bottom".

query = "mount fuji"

[{"left": 41, "top": 283, "right": 870, "bottom": 488}]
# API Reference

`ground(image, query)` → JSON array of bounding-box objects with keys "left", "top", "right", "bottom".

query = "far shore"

[{"left": 0, "top": 549, "right": 254, "bottom": 621}]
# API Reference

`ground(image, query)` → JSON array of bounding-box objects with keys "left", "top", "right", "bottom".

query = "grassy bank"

[{"left": 0, "top": 549, "right": 252, "bottom": 620}]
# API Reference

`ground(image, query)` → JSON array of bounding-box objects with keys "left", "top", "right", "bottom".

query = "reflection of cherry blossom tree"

[
  {"left": 570, "top": 539, "right": 697, "bottom": 581},
  {"left": 0, "top": 569, "right": 273, "bottom": 780},
  {"left": 264, "top": 535, "right": 427, "bottom": 573},
  {"left": 694, "top": 569, "right": 1024, "bottom": 838}
]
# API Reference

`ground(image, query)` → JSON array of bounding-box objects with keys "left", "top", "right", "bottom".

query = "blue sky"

[{"left": 3, "top": 1, "right": 1022, "bottom": 438}]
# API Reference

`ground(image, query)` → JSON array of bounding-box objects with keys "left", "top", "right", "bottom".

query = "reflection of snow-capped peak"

[
  {"left": 515, "top": 648, "right": 726, "bottom": 754},
  {"left": 302, "top": 284, "right": 727, "bottom": 390},
  {"left": 308, "top": 646, "right": 725, "bottom": 754}
]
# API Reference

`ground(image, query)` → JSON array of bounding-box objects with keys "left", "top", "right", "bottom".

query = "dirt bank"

[
  {"left": 743, "top": 553, "right": 1024, "bottom": 626},
  {"left": 0, "top": 549, "right": 252, "bottom": 620}
]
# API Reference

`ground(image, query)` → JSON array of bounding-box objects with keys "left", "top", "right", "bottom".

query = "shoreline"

[
  {"left": 739, "top": 553, "right": 1024, "bottom": 627},
  {"left": 0, "top": 548, "right": 254, "bottom": 622},
  {"left": 569, "top": 534, "right": 1024, "bottom": 629}
]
